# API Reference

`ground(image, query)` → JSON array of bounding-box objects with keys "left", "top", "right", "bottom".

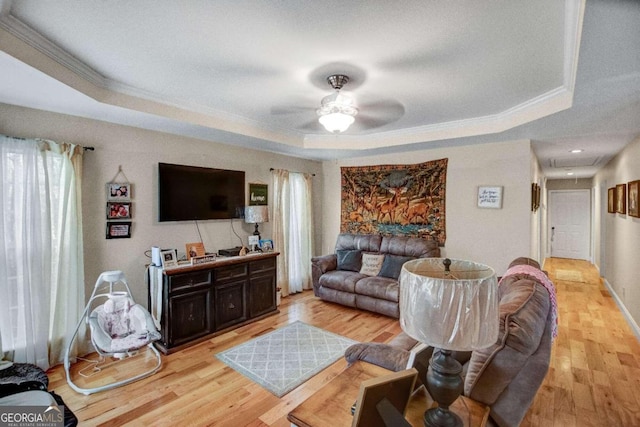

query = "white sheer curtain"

[
  {"left": 0, "top": 135, "right": 85, "bottom": 369},
  {"left": 272, "top": 169, "right": 313, "bottom": 296}
]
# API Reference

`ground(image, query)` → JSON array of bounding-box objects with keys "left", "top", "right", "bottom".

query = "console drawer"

[
  {"left": 250, "top": 257, "right": 276, "bottom": 275},
  {"left": 216, "top": 263, "right": 248, "bottom": 282},
  {"left": 168, "top": 270, "right": 212, "bottom": 293}
]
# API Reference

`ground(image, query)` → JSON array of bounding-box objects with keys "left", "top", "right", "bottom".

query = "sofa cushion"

[
  {"left": 335, "top": 233, "right": 382, "bottom": 252},
  {"left": 380, "top": 235, "right": 440, "bottom": 257},
  {"left": 319, "top": 270, "right": 366, "bottom": 293},
  {"left": 360, "top": 253, "right": 385, "bottom": 276},
  {"left": 354, "top": 276, "right": 399, "bottom": 302},
  {"left": 378, "top": 254, "right": 415, "bottom": 279},
  {"left": 336, "top": 249, "right": 362, "bottom": 272}
]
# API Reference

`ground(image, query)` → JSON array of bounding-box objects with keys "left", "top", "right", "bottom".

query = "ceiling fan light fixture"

[
  {"left": 318, "top": 112, "right": 355, "bottom": 133},
  {"left": 316, "top": 74, "right": 358, "bottom": 133}
]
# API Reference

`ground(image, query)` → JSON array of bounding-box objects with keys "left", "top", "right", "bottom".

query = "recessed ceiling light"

[
  {"left": 567, "top": 172, "right": 574, "bottom": 176},
  {"left": 570, "top": 149, "right": 583, "bottom": 153}
]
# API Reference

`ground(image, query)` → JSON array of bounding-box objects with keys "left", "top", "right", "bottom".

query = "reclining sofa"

[
  {"left": 344, "top": 257, "right": 556, "bottom": 427},
  {"left": 311, "top": 233, "right": 440, "bottom": 318}
]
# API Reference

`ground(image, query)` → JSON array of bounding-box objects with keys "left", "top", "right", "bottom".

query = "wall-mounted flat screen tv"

[{"left": 159, "top": 162, "right": 245, "bottom": 222}]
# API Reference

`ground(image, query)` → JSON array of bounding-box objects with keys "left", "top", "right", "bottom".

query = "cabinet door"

[
  {"left": 214, "top": 279, "right": 247, "bottom": 331},
  {"left": 249, "top": 273, "right": 276, "bottom": 318},
  {"left": 168, "top": 288, "right": 213, "bottom": 347}
]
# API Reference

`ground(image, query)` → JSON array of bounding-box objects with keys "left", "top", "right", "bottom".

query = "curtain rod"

[
  {"left": 270, "top": 168, "right": 315, "bottom": 177},
  {"left": 83, "top": 146, "right": 95, "bottom": 151}
]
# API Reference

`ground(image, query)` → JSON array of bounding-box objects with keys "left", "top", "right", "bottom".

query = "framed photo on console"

[
  {"left": 160, "top": 249, "right": 178, "bottom": 268},
  {"left": 352, "top": 368, "right": 417, "bottom": 427},
  {"left": 185, "top": 242, "right": 205, "bottom": 261},
  {"left": 259, "top": 239, "right": 273, "bottom": 252}
]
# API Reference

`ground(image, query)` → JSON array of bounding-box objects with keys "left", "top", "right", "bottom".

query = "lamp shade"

[
  {"left": 399, "top": 258, "right": 499, "bottom": 351},
  {"left": 244, "top": 205, "right": 269, "bottom": 224}
]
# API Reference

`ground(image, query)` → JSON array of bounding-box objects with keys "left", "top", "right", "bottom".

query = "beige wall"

[
  {"left": 0, "top": 103, "right": 323, "bottom": 306},
  {"left": 320, "top": 139, "right": 536, "bottom": 275},
  {"left": 593, "top": 135, "right": 640, "bottom": 332}
]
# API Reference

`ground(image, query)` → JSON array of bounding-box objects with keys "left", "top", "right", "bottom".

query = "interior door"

[{"left": 549, "top": 190, "right": 591, "bottom": 260}]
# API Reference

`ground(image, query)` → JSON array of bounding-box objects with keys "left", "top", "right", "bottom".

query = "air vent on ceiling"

[{"left": 550, "top": 156, "right": 602, "bottom": 168}]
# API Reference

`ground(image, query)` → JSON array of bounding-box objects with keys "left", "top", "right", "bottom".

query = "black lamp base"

[
  {"left": 424, "top": 407, "right": 462, "bottom": 427},
  {"left": 424, "top": 349, "right": 463, "bottom": 427},
  {"left": 253, "top": 223, "right": 261, "bottom": 241}
]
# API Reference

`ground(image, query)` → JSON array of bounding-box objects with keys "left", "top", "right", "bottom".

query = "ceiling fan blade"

[
  {"left": 352, "top": 115, "right": 395, "bottom": 131},
  {"left": 300, "top": 119, "right": 321, "bottom": 131},
  {"left": 357, "top": 99, "right": 405, "bottom": 120},
  {"left": 270, "top": 105, "right": 315, "bottom": 115}
]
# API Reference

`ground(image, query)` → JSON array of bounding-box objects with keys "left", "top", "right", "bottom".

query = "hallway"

[{"left": 523, "top": 258, "right": 640, "bottom": 426}]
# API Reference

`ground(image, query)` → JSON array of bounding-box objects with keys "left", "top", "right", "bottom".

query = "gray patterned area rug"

[{"left": 216, "top": 321, "right": 357, "bottom": 397}]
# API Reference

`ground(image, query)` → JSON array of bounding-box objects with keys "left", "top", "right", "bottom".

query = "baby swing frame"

[{"left": 64, "top": 271, "right": 162, "bottom": 395}]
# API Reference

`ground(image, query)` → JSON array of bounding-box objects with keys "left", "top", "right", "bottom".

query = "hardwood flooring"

[{"left": 47, "top": 258, "right": 640, "bottom": 426}]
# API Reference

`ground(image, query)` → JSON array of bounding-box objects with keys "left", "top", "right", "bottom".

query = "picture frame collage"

[
  {"left": 106, "top": 181, "right": 133, "bottom": 239},
  {"left": 608, "top": 180, "right": 640, "bottom": 218}
]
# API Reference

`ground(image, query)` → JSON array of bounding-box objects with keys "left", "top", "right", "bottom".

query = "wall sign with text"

[
  {"left": 477, "top": 186, "right": 503, "bottom": 209},
  {"left": 249, "top": 183, "right": 268, "bottom": 205}
]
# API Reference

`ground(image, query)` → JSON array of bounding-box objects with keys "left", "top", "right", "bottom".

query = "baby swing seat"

[{"left": 64, "top": 271, "right": 162, "bottom": 395}]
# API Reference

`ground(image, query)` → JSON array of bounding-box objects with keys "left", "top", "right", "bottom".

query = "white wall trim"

[{"left": 604, "top": 278, "right": 640, "bottom": 342}]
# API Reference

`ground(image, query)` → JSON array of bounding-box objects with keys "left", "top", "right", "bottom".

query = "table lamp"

[
  {"left": 244, "top": 205, "right": 269, "bottom": 241},
  {"left": 399, "top": 258, "right": 499, "bottom": 427}
]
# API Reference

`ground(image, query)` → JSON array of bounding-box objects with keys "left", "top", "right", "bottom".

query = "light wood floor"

[{"left": 47, "top": 258, "right": 640, "bottom": 426}]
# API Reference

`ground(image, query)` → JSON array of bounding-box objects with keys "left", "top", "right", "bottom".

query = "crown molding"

[{"left": 0, "top": 0, "right": 584, "bottom": 152}]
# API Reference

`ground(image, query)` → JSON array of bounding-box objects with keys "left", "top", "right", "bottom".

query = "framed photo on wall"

[
  {"left": 607, "top": 187, "right": 616, "bottom": 213},
  {"left": 106, "top": 221, "right": 131, "bottom": 239},
  {"left": 107, "top": 182, "right": 131, "bottom": 200},
  {"left": 616, "top": 184, "right": 626, "bottom": 214},
  {"left": 106, "top": 202, "right": 132, "bottom": 219},
  {"left": 628, "top": 180, "right": 640, "bottom": 218}
]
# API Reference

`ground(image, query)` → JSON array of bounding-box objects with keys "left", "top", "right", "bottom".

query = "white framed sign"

[{"left": 477, "top": 186, "right": 503, "bottom": 209}]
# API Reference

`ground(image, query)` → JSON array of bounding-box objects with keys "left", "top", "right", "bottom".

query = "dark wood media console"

[{"left": 153, "top": 252, "right": 279, "bottom": 354}]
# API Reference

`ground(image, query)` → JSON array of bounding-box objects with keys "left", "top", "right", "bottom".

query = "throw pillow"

[
  {"left": 379, "top": 255, "right": 416, "bottom": 279},
  {"left": 336, "top": 250, "right": 362, "bottom": 272},
  {"left": 360, "top": 253, "right": 385, "bottom": 276}
]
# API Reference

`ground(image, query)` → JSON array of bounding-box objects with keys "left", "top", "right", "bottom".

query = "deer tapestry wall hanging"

[{"left": 340, "top": 159, "right": 447, "bottom": 245}]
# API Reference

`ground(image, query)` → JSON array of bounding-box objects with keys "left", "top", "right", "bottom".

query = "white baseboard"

[{"left": 603, "top": 278, "right": 640, "bottom": 342}]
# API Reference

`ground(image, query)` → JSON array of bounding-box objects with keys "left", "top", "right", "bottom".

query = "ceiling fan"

[
  {"left": 270, "top": 66, "right": 405, "bottom": 134},
  {"left": 316, "top": 74, "right": 358, "bottom": 133}
]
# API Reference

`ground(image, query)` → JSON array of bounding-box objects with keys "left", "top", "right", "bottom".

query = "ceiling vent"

[{"left": 550, "top": 156, "right": 602, "bottom": 168}]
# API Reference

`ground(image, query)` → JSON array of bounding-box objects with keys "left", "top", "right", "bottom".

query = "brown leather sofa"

[
  {"left": 344, "top": 257, "right": 555, "bottom": 427},
  {"left": 311, "top": 233, "right": 440, "bottom": 318}
]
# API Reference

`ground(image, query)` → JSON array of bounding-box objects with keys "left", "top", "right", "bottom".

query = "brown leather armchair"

[{"left": 345, "top": 257, "right": 555, "bottom": 427}]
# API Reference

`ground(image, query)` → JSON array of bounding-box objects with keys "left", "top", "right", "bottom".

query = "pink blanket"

[{"left": 499, "top": 264, "right": 558, "bottom": 341}]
